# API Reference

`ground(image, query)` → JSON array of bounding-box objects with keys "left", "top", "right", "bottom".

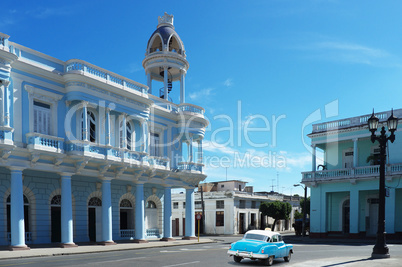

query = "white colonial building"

[
  {"left": 0, "top": 13, "right": 207, "bottom": 250},
  {"left": 172, "top": 180, "right": 300, "bottom": 235}
]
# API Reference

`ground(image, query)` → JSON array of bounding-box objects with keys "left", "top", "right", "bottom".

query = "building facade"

[
  {"left": 172, "top": 180, "right": 300, "bottom": 235},
  {"left": 302, "top": 109, "right": 402, "bottom": 238},
  {"left": 0, "top": 13, "right": 207, "bottom": 250}
]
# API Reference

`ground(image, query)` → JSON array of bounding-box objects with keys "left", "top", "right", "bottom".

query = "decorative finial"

[{"left": 157, "top": 12, "right": 174, "bottom": 28}]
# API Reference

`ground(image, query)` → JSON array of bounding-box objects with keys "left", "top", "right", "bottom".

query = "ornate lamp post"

[
  {"left": 368, "top": 109, "right": 398, "bottom": 259},
  {"left": 294, "top": 184, "right": 307, "bottom": 237}
]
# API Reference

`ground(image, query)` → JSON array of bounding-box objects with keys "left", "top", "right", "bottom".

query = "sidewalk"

[{"left": 0, "top": 238, "right": 215, "bottom": 261}]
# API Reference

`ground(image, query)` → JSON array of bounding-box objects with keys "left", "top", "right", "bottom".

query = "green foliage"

[
  {"left": 260, "top": 201, "right": 292, "bottom": 220},
  {"left": 294, "top": 210, "right": 303, "bottom": 220},
  {"left": 260, "top": 201, "right": 292, "bottom": 231},
  {"left": 300, "top": 197, "right": 310, "bottom": 216}
]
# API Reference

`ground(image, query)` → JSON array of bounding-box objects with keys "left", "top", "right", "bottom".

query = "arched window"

[
  {"left": 149, "top": 35, "right": 163, "bottom": 53},
  {"left": 120, "top": 199, "right": 132, "bottom": 207},
  {"left": 146, "top": 201, "right": 156, "bottom": 209},
  {"left": 88, "top": 197, "right": 102, "bottom": 206},
  {"left": 82, "top": 110, "right": 97, "bottom": 142},
  {"left": 51, "top": 195, "right": 61, "bottom": 205}
]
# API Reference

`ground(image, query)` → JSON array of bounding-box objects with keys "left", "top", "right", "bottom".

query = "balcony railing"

[
  {"left": 178, "top": 103, "right": 205, "bottom": 115},
  {"left": 120, "top": 229, "right": 135, "bottom": 239},
  {"left": 146, "top": 228, "right": 160, "bottom": 237},
  {"left": 312, "top": 109, "right": 402, "bottom": 133},
  {"left": 148, "top": 156, "right": 170, "bottom": 169},
  {"left": 302, "top": 163, "right": 402, "bottom": 182},
  {"left": 177, "top": 162, "right": 204, "bottom": 173},
  {"left": 26, "top": 133, "right": 64, "bottom": 153},
  {"left": 65, "top": 59, "right": 148, "bottom": 94}
]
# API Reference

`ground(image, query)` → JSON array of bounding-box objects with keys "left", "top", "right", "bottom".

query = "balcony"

[
  {"left": 302, "top": 163, "right": 402, "bottom": 182},
  {"left": 65, "top": 59, "right": 148, "bottom": 94},
  {"left": 26, "top": 133, "right": 64, "bottom": 154},
  {"left": 148, "top": 156, "right": 170, "bottom": 170},
  {"left": 312, "top": 109, "right": 402, "bottom": 134},
  {"left": 177, "top": 162, "right": 204, "bottom": 173},
  {"left": 178, "top": 103, "right": 204, "bottom": 116}
]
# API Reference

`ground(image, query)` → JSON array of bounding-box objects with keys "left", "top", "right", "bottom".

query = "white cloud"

[
  {"left": 26, "top": 7, "right": 73, "bottom": 19},
  {"left": 188, "top": 87, "right": 214, "bottom": 101},
  {"left": 300, "top": 40, "right": 397, "bottom": 66},
  {"left": 126, "top": 62, "right": 142, "bottom": 73},
  {"left": 223, "top": 78, "right": 233, "bottom": 87}
]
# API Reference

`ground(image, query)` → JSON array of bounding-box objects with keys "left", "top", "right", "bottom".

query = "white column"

[
  {"left": 82, "top": 101, "right": 88, "bottom": 141},
  {"left": 121, "top": 114, "right": 127, "bottom": 148},
  {"left": 101, "top": 178, "right": 115, "bottom": 244},
  {"left": 164, "top": 66, "right": 168, "bottom": 100},
  {"left": 147, "top": 72, "right": 152, "bottom": 94},
  {"left": 180, "top": 70, "right": 185, "bottom": 104},
  {"left": 134, "top": 183, "right": 147, "bottom": 242},
  {"left": 2, "top": 80, "right": 10, "bottom": 127},
  {"left": 183, "top": 188, "right": 195, "bottom": 239},
  {"left": 198, "top": 140, "right": 203, "bottom": 163},
  {"left": 9, "top": 167, "right": 29, "bottom": 250},
  {"left": 161, "top": 187, "right": 174, "bottom": 241},
  {"left": 60, "top": 173, "right": 76, "bottom": 247},
  {"left": 312, "top": 144, "right": 316, "bottom": 171},
  {"left": 105, "top": 108, "right": 111, "bottom": 146},
  {"left": 353, "top": 138, "right": 358, "bottom": 168},
  {"left": 349, "top": 189, "right": 359, "bottom": 234}
]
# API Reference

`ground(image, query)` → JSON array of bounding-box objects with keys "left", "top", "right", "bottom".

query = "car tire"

[
  {"left": 233, "top": 256, "right": 242, "bottom": 263},
  {"left": 263, "top": 256, "right": 274, "bottom": 266},
  {"left": 284, "top": 251, "right": 291, "bottom": 262}
]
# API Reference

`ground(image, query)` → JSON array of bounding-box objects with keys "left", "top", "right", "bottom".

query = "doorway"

[
  {"left": 239, "top": 213, "right": 245, "bottom": 234},
  {"left": 51, "top": 207, "right": 61, "bottom": 242},
  {"left": 342, "top": 199, "right": 350, "bottom": 234}
]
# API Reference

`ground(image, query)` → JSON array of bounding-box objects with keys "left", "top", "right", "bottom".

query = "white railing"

[
  {"left": 148, "top": 156, "right": 170, "bottom": 169},
  {"left": 178, "top": 103, "right": 205, "bottom": 115},
  {"left": 302, "top": 163, "right": 402, "bottom": 182},
  {"left": 312, "top": 109, "right": 402, "bottom": 133},
  {"left": 26, "top": 133, "right": 64, "bottom": 153},
  {"left": 146, "top": 228, "right": 160, "bottom": 237},
  {"left": 65, "top": 59, "right": 148, "bottom": 93},
  {"left": 177, "top": 162, "right": 203, "bottom": 172},
  {"left": 120, "top": 229, "right": 135, "bottom": 239}
]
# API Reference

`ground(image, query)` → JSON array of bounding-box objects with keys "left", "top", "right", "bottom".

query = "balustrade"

[
  {"left": 120, "top": 229, "right": 135, "bottom": 239},
  {"left": 65, "top": 60, "right": 148, "bottom": 93},
  {"left": 302, "top": 163, "right": 402, "bottom": 182},
  {"left": 146, "top": 228, "right": 160, "bottom": 237},
  {"left": 26, "top": 133, "right": 64, "bottom": 153},
  {"left": 177, "top": 162, "right": 203, "bottom": 172}
]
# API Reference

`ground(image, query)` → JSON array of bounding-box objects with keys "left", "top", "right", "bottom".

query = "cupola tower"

[{"left": 143, "top": 13, "right": 189, "bottom": 104}]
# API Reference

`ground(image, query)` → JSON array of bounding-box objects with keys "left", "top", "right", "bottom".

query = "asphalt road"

[{"left": 1, "top": 236, "right": 402, "bottom": 267}]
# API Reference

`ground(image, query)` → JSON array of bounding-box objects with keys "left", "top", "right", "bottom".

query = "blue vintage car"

[{"left": 227, "top": 230, "right": 293, "bottom": 266}]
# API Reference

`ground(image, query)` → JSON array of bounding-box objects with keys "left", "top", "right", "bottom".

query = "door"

[
  {"left": 343, "top": 200, "right": 350, "bottom": 234},
  {"left": 51, "top": 207, "right": 61, "bottom": 242},
  {"left": 120, "top": 210, "right": 128, "bottom": 230},
  {"left": 368, "top": 199, "right": 379, "bottom": 236},
  {"left": 182, "top": 218, "right": 185, "bottom": 236},
  {"left": 343, "top": 150, "right": 354, "bottom": 169},
  {"left": 88, "top": 208, "right": 96, "bottom": 242},
  {"left": 239, "top": 213, "right": 245, "bottom": 234}
]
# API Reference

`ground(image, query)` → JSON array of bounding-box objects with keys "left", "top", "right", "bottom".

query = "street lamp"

[
  {"left": 368, "top": 109, "right": 398, "bottom": 259},
  {"left": 294, "top": 184, "right": 307, "bottom": 237}
]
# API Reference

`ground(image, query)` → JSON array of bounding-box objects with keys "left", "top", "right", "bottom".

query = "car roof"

[{"left": 244, "top": 230, "right": 280, "bottom": 238}]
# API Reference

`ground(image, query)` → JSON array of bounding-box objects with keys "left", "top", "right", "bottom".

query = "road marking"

[
  {"left": 84, "top": 256, "right": 146, "bottom": 264},
  {"left": 162, "top": 261, "right": 200, "bottom": 267}
]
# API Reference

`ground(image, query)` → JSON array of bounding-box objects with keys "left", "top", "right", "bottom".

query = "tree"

[
  {"left": 294, "top": 210, "right": 303, "bottom": 220},
  {"left": 300, "top": 197, "right": 310, "bottom": 217},
  {"left": 260, "top": 201, "right": 292, "bottom": 231}
]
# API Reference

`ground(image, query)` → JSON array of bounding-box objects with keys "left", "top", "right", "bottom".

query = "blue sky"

[{"left": 3, "top": 1, "right": 402, "bottom": 196}]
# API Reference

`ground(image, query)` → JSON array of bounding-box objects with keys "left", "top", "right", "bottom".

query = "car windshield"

[{"left": 243, "top": 233, "right": 269, "bottom": 242}]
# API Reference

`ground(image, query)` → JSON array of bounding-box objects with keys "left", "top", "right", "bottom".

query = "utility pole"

[{"left": 200, "top": 185, "right": 205, "bottom": 234}]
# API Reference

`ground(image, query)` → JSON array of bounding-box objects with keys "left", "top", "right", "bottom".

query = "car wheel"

[
  {"left": 263, "top": 256, "right": 274, "bottom": 266},
  {"left": 284, "top": 251, "right": 291, "bottom": 262},
  {"left": 233, "top": 256, "right": 242, "bottom": 263}
]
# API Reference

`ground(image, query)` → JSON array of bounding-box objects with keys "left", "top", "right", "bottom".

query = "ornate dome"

[{"left": 146, "top": 13, "right": 185, "bottom": 57}]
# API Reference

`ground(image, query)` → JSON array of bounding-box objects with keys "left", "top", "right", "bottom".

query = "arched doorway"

[
  {"left": 6, "top": 194, "right": 30, "bottom": 242},
  {"left": 145, "top": 200, "right": 158, "bottom": 236},
  {"left": 343, "top": 199, "right": 350, "bottom": 234},
  {"left": 88, "top": 197, "right": 102, "bottom": 242},
  {"left": 120, "top": 199, "right": 134, "bottom": 239},
  {"left": 50, "top": 195, "right": 61, "bottom": 242}
]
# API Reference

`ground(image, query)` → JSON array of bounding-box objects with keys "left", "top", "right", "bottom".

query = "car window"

[
  {"left": 272, "top": 235, "right": 278, "bottom": 242},
  {"left": 244, "top": 233, "right": 268, "bottom": 241},
  {"left": 278, "top": 235, "right": 282, "bottom": 242}
]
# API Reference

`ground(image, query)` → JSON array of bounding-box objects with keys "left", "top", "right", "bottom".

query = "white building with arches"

[{"left": 0, "top": 13, "right": 207, "bottom": 250}]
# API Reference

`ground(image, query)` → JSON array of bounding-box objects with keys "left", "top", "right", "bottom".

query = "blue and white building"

[
  {"left": 302, "top": 109, "right": 402, "bottom": 239},
  {"left": 0, "top": 13, "right": 207, "bottom": 250}
]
